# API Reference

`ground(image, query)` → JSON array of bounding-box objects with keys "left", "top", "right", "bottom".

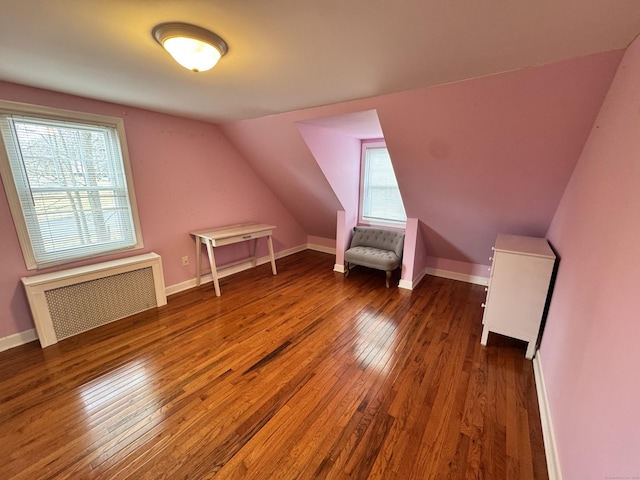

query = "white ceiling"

[{"left": 1, "top": 0, "right": 639, "bottom": 123}]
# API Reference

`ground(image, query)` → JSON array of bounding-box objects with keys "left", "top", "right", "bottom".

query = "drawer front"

[
  {"left": 212, "top": 229, "right": 272, "bottom": 247},
  {"left": 487, "top": 249, "right": 496, "bottom": 278},
  {"left": 481, "top": 282, "right": 490, "bottom": 324},
  {"left": 481, "top": 251, "right": 497, "bottom": 322}
]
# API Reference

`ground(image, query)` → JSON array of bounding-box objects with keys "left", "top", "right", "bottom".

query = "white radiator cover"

[{"left": 22, "top": 252, "right": 167, "bottom": 348}]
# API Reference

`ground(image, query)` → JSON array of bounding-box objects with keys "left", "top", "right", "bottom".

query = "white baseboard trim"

[
  {"left": 399, "top": 266, "right": 488, "bottom": 291},
  {"left": 533, "top": 353, "right": 563, "bottom": 480},
  {"left": 266, "top": 244, "right": 308, "bottom": 261},
  {"left": 414, "top": 267, "right": 428, "bottom": 287},
  {"left": 0, "top": 328, "right": 38, "bottom": 352},
  {"left": 424, "top": 267, "right": 488, "bottom": 286},
  {"left": 398, "top": 267, "right": 487, "bottom": 290},
  {"left": 307, "top": 243, "right": 336, "bottom": 255},
  {"left": 333, "top": 264, "right": 345, "bottom": 273},
  {"left": 398, "top": 265, "right": 435, "bottom": 290},
  {"left": 165, "top": 244, "right": 308, "bottom": 296}
]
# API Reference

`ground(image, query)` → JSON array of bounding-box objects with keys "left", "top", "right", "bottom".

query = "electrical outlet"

[{"left": 182, "top": 256, "right": 189, "bottom": 266}]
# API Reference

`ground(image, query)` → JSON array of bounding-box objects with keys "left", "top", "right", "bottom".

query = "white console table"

[{"left": 191, "top": 223, "right": 277, "bottom": 296}]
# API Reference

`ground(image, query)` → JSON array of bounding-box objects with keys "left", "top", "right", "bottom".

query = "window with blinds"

[
  {"left": 360, "top": 141, "right": 406, "bottom": 225},
  {"left": 0, "top": 100, "right": 143, "bottom": 269}
]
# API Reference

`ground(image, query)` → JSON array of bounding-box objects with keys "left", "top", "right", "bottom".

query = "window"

[
  {"left": 0, "top": 100, "right": 143, "bottom": 270},
  {"left": 359, "top": 141, "right": 406, "bottom": 225}
]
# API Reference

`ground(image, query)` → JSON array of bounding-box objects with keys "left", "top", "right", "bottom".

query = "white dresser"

[{"left": 480, "top": 234, "right": 556, "bottom": 359}]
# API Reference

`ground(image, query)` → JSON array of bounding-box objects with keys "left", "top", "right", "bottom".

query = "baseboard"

[
  {"left": 533, "top": 353, "right": 563, "bottom": 480},
  {"left": 166, "top": 244, "right": 308, "bottom": 296},
  {"left": 398, "top": 266, "right": 489, "bottom": 291},
  {"left": 398, "top": 267, "right": 487, "bottom": 290},
  {"left": 0, "top": 328, "right": 38, "bottom": 352},
  {"left": 398, "top": 263, "right": 428, "bottom": 290},
  {"left": 333, "top": 264, "right": 345, "bottom": 273},
  {"left": 307, "top": 243, "right": 336, "bottom": 255},
  {"left": 424, "top": 267, "right": 488, "bottom": 286}
]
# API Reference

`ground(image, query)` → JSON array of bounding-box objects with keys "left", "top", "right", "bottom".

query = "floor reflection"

[
  {"left": 353, "top": 312, "right": 399, "bottom": 374},
  {"left": 80, "top": 360, "right": 150, "bottom": 412}
]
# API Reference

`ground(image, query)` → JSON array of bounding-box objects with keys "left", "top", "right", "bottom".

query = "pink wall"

[
  {"left": 376, "top": 51, "right": 622, "bottom": 268},
  {"left": 297, "top": 121, "right": 363, "bottom": 268},
  {"left": 424, "top": 257, "right": 490, "bottom": 279},
  {"left": 0, "top": 81, "right": 306, "bottom": 339},
  {"left": 541, "top": 39, "right": 640, "bottom": 477},
  {"left": 335, "top": 211, "right": 348, "bottom": 269},
  {"left": 401, "top": 218, "right": 419, "bottom": 283},
  {"left": 220, "top": 51, "right": 622, "bottom": 277},
  {"left": 296, "top": 123, "right": 361, "bottom": 215},
  {"left": 220, "top": 114, "right": 343, "bottom": 239},
  {"left": 307, "top": 235, "right": 335, "bottom": 250},
  {"left": 412, "top": 221, "right": 430, "bottom": 280}
]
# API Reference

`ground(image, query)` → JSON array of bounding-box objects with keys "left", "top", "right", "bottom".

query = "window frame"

[
  {"left": 358, "top": 139, "right": 407, "bottom": 228},
  {"left": 0, "top": 99, "right": 143, "bottom": 270}
]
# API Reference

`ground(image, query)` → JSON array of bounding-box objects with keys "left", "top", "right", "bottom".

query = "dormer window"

[{"left": 359, "top": 140, "right": 406, "bottom": 226}]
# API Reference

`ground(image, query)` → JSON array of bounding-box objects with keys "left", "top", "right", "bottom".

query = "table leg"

[
  {"left": 205, "top": 239, "right": 221, "bottom": 297},
  {"left": 252, "top": 238, "right": 258, "bottom": 268},
  {"left": 268, "top": 235, "right": 277, "bottom": 275},
  {"left": 195, "top": 237, "right": 202, "bottom": 286}
]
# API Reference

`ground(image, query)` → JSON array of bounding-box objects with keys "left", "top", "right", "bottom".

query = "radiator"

[{"left": 22, "top": 253, "right": 167, "bottom": 348}]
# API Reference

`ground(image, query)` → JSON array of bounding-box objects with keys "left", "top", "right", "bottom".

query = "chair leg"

[
  {"left": 386, "top": 270, "right": 391, "bottom": 288},
  {"left": 344, "top": 263, "right": 350, "bottom": 277}
]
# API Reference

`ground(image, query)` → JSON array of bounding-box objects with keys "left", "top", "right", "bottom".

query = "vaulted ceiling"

[
  {"left": 1, "top": 0, "right": 639, "bottom": 123},
  {"left": 2, "top": 1, "right": 639, "bottom": 270}
]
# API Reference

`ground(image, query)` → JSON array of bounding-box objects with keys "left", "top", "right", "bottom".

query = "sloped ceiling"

[
  {"left": 220, "top": 114, "right": 343, "bottom": 238},
  {"left": 0, "top": 0, "right": 639, "bottom": 123},
  {"left": 1, "top": 1, "right": 637, "bottom": 266},
  {"left": 220, "top": 51, "right": 623, "bottom": 265}
]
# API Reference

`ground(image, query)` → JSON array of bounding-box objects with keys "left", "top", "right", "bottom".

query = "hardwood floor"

[{"left": 0, "top": 250, "right": 548, "bottom": 479}]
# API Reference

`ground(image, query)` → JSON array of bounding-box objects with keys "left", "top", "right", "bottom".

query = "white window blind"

[
  {"left": 0, "top": 105, "right": 142, "bottom": 269},
  {"left": 361, "top": 143, "right": 406, "bottom": 224}
]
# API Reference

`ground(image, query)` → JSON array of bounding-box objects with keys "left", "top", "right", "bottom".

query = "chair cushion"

[
  {"left": 344, "top": 246, "right": 401, "bottom": 271},
  {"left": 349, "top": 227, "right": 404, "bottom": 258}
]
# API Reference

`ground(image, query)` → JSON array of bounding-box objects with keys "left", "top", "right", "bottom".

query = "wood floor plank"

[{"left": 0, "top": 250, "right": 548, "bottom": 479}]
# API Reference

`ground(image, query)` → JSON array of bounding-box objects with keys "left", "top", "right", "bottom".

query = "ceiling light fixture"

[{"left": 152, "top": 22, "right": 228, "bottom": 73}]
